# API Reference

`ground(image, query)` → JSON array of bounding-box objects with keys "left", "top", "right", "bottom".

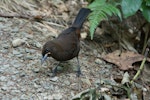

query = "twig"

[
  {"left": 0, "top": 13, "right": 30, "bottom": 19},
  {"left": 130, "top": 48, "right": 149, "bottom": 84},
  {"left": 43, "top": 21, "right": 66, "bottom": 28}
]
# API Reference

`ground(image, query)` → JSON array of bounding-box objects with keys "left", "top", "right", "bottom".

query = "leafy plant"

[
  {"left": 88, "top": 0, "right": 150, "bottom": 39},
  {"left": 87, "top": 0, "right": 121, "bottom": 39},
  {"left": 121, "top": 0, "right": 150, "bottom": 22}
]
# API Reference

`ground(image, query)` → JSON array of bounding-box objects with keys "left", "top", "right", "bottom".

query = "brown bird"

[{"left": 41, "top": 8, "right": 91, "bottom": 76}]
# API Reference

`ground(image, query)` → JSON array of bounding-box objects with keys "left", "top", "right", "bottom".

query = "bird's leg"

[
  {"left": 76, "top": 56, "right": 82, "bottom": 77},
  {"left": 52, "top": 62, "right": 60, "bottom": 76}
]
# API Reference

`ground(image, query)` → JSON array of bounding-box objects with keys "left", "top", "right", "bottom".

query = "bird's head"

[{"left": 41, "top": 43, "right": 52, "bottom": 65}]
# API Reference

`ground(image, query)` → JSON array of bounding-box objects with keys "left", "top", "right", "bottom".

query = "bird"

[{"left": 41, "top": 8, "right": 91, "bottom": 77}]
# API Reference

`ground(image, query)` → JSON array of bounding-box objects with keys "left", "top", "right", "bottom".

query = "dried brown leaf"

[{"left": 102, "top": 51, "right": 150, "bottom": 70}]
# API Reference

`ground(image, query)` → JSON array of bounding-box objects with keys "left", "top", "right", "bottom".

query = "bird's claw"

[
  {"left": 76, "top": 67, "right": 82, "bottom": 77},
  {"left": 52, "top": 67, "right": 57, "bottom": 77}
]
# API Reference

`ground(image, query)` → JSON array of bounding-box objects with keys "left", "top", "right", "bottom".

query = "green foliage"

[
  {"left": 145, "top": 0, "right": 150, "bottom": 6},
  {"left": 87, "top": 0, "right": 121, "bottom": 39},
  {"left": 87, "top": 0, "right": 150, "bottom": 39},
  {"left": 121, "top": 0, "right": 142, "bottom": 18},
  {"left": 121, "top": 0, "right": 150, "bottom": 22},
  {"left": 141, "top": 1, "right": 150, "bottom": 22}
]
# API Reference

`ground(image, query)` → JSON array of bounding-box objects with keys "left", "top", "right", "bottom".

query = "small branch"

[
  {"left": 0, "top": 13, "right": 45, "bottom": 21},
  {"left": 131, "top": 48, "right": 149, "bottom": 84},
  {"left": 0, "top": 13, "right": 30, "bottom": 19}
]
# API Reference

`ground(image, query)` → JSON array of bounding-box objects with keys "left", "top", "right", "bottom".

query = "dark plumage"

[{"left": 41, "top": 8, "right": 91, "bottom": 76}]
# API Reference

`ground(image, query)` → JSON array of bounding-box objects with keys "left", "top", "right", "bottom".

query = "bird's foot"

[
  {"left": 52, "top": 67, "right": 57, "bottom": 77},
  {"left": 76, "top": 67, "right": 82, "bottom": 77}
]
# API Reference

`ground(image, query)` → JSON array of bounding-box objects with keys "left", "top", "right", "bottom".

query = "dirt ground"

[
  {"left": 0, "top": 16, "right": 115, "bottom": 99},
  {"left": 0, "top": 0, "right": 150, "bottom": 100}
]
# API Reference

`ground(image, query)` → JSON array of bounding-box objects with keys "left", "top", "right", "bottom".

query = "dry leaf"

[{"left": 102, "top": 51, "right": 150, "bottom": 70}]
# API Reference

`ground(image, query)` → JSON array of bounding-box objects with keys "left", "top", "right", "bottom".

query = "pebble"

[
  {"left": 2, "top": 95, "right": 10, "bottom": 100},
  {"left": 16, "top": 54, "right": 24, "bottom": 58},
  {"left": 44, "top": 95, "right": 53, "bottom": 100},
  {"left": 26, "top": 54, "right": 34, "bottom": 60},
  {"left": 19, "top": 72, "right": 26, "bottom": 77},
  {"left": 13, "top": 63, "right": 23, "bottom": 68},
  {"left": 63, "top": 80, "right": 70, "bottom": 85},
  {"left": 26, "top": 34, "right": 33, "bottom": 39},
  {"left": 53, "top": 93, "right": 63, "bottom": 99},
  {"left": 20, "top": 94, "right": 28, "bottom": 100},
  {"left": 32, "top": 67, "right": 40, "bottom": 73},
  {"left": 35, "top": 41, "right": 42, "bottom": 48},
  {"left": 13, "top": 49, "right": 20, "bottom": 55},
  {"left": 43, "top": 83, "right": 53, "bottom": 90},
  {"left": 1, "top": 86, "right": 8, "bottom": 91},
  {"left": 12, "top": 97, "right": 19, "bottom": 100},
  {"left": 3, "top": 44, "right": 9, "bottom": 49},
  {"left": 0, "top": 76, "right": 7, "bottom": 81},
  {"left": 95, "top": 58, "right": 103, "bottom": 64},
  {"left": 20, "top": 88, "right": 27, "bottom": 92},
  {"left": 50, "top": 76, "right": 58, "bottom": 82},
  {"left": 36, "top": 88, "right": 43, "bottom": 93},
  {"left": 1, "top": 64, "right": 10, "bottom": 70},
  {"left": 25, "top": 48, "right": 36, "bottom": 53},
  {"left": 11, "top": 90, "right": 20, "bottom": 95},
  {"left": 7, "top": 81, "right": 15, "bottom": 86},
  {"left": 12, "top": 38, "right": 25, "bottom": 47}
]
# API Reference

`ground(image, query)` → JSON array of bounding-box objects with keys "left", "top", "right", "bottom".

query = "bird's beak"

[{"left": 41, "top": 53, "right": 49, "bottom": 65}]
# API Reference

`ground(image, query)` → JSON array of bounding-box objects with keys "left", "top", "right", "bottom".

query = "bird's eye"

[{"left": 45, "top": 49, "right": 49, "bottom": 53}]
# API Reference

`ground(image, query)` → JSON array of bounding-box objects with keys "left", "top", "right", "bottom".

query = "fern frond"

[{"left": 88, "top": 0, "right": 122, "bottom": 39}]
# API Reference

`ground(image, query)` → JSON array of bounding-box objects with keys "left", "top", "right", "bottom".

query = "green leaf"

[
  {"left": 145, "top": 0, "right": 150, "bottom": 6},
  {"left": 121, "top": 0, "right": 142, "bottom": 18},
  {"left": 142, "top": 4, "right": 150, "bottom": 22},
  {"left": 88, "top": 0, "right": 121, "bottom": 39},
  {"left": 89, "top": 10, "right": 107, "bottom": 39}
]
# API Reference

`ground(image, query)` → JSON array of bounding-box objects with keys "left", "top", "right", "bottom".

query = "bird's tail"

[{"left": 72, "top": 8, "right": 91, "bottom": 29}]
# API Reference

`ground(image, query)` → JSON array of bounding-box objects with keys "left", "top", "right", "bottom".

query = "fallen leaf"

[
  {"left": 121, "top": 72, "right": 130, "bottom": 84},
  {"left": 102, "top": 51, "right": 150, "bottom": 70}
]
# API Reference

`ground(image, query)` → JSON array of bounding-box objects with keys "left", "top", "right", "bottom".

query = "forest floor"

[{"left": 0, "top": 0, "right": 149, "bottom": 100}]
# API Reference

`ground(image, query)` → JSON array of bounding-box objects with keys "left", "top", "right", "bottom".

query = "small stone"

[
  {"left": 44, "top": 95, "right": 53, "bottom": 99},
  {"left": 37, "top": 88, "right": 43, "bottom": 93},
  {"left": 3, "top": 44, "right": 9, "bottom": 49},
  {"left": 12, "top": 97, "right": 18, "bottom": 100},
  {"left": 1, "top": 64, "right": 9, "bottom": 70},
  {"left": 50, "top": 76, "right": 58, "bottom": 82},
  {"left": 13, "top": 63, "right": 22, "bottom": 68},
  {"left": 53, "top": 93, "right": 63, "bottom": 99},
  {"left": 64, "top": 80, "right": 70, "bottom": 85},
  {"left": 1, "top": 86, "right": 8, "bottom": 91},
  {"left": 43, "top": 83, "right": 53, "bottom": 90},
  {"left": 32, "top": 67, "right": 40, "bottom": 73},
  {"left": 26, "top": 54, "right": 33, "bottom": 60},
  {"left": 20, "top": 94, "right": 28, "bottom": 100},
  {"left": 12, "top": 38, "right": 25, "bottom": 47},
  {"left": 95, "top": 58, "right": 103, "bottom": 64},
  {"left": 2, "top": 95, "right": 10, "bottom": 100},
  {"left": 25, "top": 48, "right": 36, "bottom": 53},
  {"left": 11, "top": 90, "right": 20, "bottom": 95},
  {"left": 0, "top": 76, "right": 7, "bottom": 81},
  {"left": 12, "top": 27, "right": 19, "bottom": 32},
  {"left": 19, "top": 72, "right": 26, "bottom": 77},
  {"left": 20, "top": 88, "right": 27, "bottom": 92},
  {"left": 81, "top": 32, "right": 87, "bottom": 39},
  {"left": 16, "top": 54, "right": 24, "bottom": 58},
  {"left": 35, "top": 42, "right": 42, "bottom": 48},
  {"left": 7, "top": 81, "right": 15, "bottom": 86},
  {"left": 12, "top": 49, "right": 20, "bottom": 55},
  {"left": 26, "top": 34, "right": 33, "bottom": 39}
]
